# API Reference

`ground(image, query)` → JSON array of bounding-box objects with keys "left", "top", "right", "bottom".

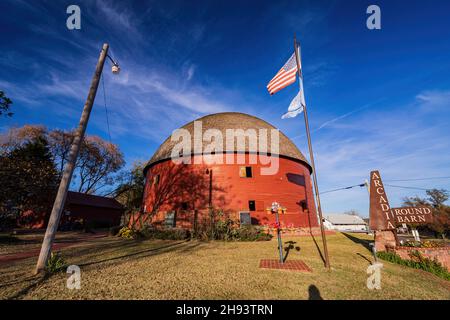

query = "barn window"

[
  {"left": 181, "top": 202, "right": 189, "bottom": 210},
  {"left": 165, "top": 211, "right": 176, "bottom": 228},
  {"left": 239, "top": 166, "right": 253, "bottom": 178},
  {"left": 153, "top": 174, "right": 160, "bottom": 186},
  {"left": 248, "top": 200, "right": 256, "bottom": 211},
  {"left": 239, "top": 211, "right": 251, "bottom": 225},
  {"left": 300, "top": 200, "right": 308, "bottom": 211}
]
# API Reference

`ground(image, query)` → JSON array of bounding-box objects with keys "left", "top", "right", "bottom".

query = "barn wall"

[
  {"left": 142, "top": 154, "right": 318, "bottom": 229},
  {"left": 17, "top": 205, "right": 123, "bottom": 229},
  {"left": 65, "top": 204, "right": 123, "bottom": 227}
]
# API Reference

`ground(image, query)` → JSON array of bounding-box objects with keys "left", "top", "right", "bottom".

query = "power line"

[
  {"left": 101, "top": 74, "right": 112, "bottom": 143},
  {"left": 385, "top": 176, "right": 450, "bottom": 182},
  {"left": 320, "top": 183, "right": 366, "bottom": 195},
  {"left": 319, "top": 175, "right": 450, "bottom": 195},
  {"left": 384, "top": 184, "right": 429, "bottom": 191}
]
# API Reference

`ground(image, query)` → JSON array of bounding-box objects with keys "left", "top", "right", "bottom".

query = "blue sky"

[{"left": 1, "top": 0, "right": 450, "bottom": 217}]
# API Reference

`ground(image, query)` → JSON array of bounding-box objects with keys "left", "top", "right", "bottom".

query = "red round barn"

[{"left": 142, "top": 112, "right": 318, "bottom": 229}]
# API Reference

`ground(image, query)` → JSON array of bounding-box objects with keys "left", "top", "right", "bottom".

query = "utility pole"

[
  {"left": 364, "top": 178, "right": 373, "bottom": 234},
  {"left": 35, "top": 43, "right": 111, "bottom": 274}
]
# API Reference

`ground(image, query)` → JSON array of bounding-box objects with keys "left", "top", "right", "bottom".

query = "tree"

[
  {"left": 0, "top": 136, "right": 58, "bottom": 228},
  {"left": 114, "top": 161, "right": 146, "bottom": 225},
  {"left": 1, "top": 125, "right": 125, "bottom": 195},
  {"left": 0, "top": 125, "right": 47, "bottom": 155},
  {"left": 344, "top": 209, "right": 360, "bottom": 216},
  {"left": 47, "top": 129, "right": 74, "bottom": 175},
  {"left": 76, "top": 135, "right": 125, "bottom": 194},
  {"left": 0, "top": 91, "right": 13, "bottom": 117},
  {"left": 402, "top": 195, "right": 429, "bottom": 207},
  {"left": 426, "top": 189, "right": 449, "bottom": 208},
  {"left": 402, "top": 189, "right": 450, "bottom": 239}
]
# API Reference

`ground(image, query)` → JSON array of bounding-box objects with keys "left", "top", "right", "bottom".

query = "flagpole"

[{"left": 293, "top": 37, "right": 331, "bottom": 270}]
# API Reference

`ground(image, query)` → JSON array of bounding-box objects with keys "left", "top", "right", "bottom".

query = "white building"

[{"left": 323, "top": 214, "right": 368, "bottom": 233}]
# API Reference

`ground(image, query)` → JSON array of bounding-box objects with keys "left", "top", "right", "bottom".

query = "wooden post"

[
  {"left": 35, "top": 43, "right": 110, "bottom": 274},
  {"left": 207, "top": 168, "right": 214, "bottom": 237},
  {"left": 293, "top": 38, "right": 331, "bottom": 270}
]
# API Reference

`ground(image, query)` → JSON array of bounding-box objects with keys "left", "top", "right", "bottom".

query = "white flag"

[{"left": 281, "top": 80, "right": 305, "bottom": 119}]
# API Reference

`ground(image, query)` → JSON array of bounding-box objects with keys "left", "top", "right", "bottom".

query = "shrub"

[
  {"left": 214, "top": 218, "right": 235, "bottom": 241},
  {"left": 46, "top": 252, "right": 67, "bottom": 273},
  {"left": 402, "top": 240, "right": 448, "bottom": 248},
  {"left": 109, "top": 225, "right": 122, "bottom": 236},
  {"left": 139, "top": 227, "right": 190, "bottom": 240},
  {"left": 421, "top": 240, "right": 448, "bottom": 248},
  {"left": 194, "top": 211, "right": 273, "bottom": 242},
  {"left": 232, "top": 226, "right": 273, "bottom": 241},
  {"left": 376, "top": 250, "right": 450, "bottom": 281},
  {"left": 137, "top": 225, "right": 155, "bottom": 238},
  {"left": 117, "top": 226, "right": 136, "bottom": 239}
]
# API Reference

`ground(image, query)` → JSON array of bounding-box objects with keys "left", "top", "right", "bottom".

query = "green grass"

[{"left": 0, "top": 232, "right": 449, "bottom": 300}]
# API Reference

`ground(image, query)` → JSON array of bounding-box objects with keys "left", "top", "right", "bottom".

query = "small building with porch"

[
  {"left": 19, "top": 191, "right": 124, "bottom": 229},
  {"left": 323, "top": 214, "right": 368, "bottom": 233}
]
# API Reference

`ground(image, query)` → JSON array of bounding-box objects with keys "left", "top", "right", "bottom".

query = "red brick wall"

[
  {"left": 395, "top": 246, "right": 450, "bottom": 271},
  {"left": 142, "top": 154, "right": 318, "bottom": 229}
]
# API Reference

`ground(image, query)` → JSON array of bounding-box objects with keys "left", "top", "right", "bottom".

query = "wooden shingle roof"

[{"left": 144, "top": 112, "right": 311, "bottom": 173}]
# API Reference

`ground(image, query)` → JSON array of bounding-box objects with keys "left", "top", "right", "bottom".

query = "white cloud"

[
  {"left": 186, "top": 64, "right": 196, "bottom": 81},
  {"left": 305, "top": 90, "right": 450, "bottom": 216},
  {"left": 95, "top": 0, "right": 139, "bottom": 34},
  {"left": 416, "top": 89, "right": 450, "bottom": 112}
]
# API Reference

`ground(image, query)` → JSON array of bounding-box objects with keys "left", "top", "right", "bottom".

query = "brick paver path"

[
  {"left": 259, "top": 259, "right": 312, "bottom": 272},
  {"left": 0, "top": 232, "right": 107, "bottom": 265}
]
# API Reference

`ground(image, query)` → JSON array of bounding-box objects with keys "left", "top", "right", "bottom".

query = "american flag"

[{"left": 267, "top": 52, "right": 300, "bottom": 95}]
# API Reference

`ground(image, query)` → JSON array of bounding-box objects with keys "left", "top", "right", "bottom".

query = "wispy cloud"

[
  {"left": 416, "top": 89, "right": 450, "bottom": 112},
  {"left": 307, "top": 90, "right": 450, "bottom": 215},
  {"left": 94, "top": 0, "right": 143, "bottom": 42},
  {"left": 293, "top": 104, "right": 370, "bottom": 140},
  {"left": 184, "top": 63, "right": 196, "bottom": 81}
]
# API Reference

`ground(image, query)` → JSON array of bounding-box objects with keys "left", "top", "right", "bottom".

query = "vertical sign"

[{"left": 369, "top": 170, "right": 396, "bottom": 230}]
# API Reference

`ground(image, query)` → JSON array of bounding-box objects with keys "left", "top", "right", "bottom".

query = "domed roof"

[{"left": 145, "top": 112, "right": 311, "bottom": 173}]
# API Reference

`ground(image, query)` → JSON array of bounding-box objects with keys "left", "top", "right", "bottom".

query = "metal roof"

[
  {"left": 66, "top": 191, "right": 123, "bottom": 210},
  {"left": 324, "top": 214, "right": 367, "bottom": 225}
]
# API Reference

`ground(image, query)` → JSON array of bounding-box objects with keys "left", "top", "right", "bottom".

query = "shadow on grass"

[
  {"left": 0, "top": 235, "right": 22, "bottom": 244},
  {"left": 305, "top": 208, "right": 326, "bottom": 266},
  {"left": 0, "top": 231, "right": 108, "bottom": 248},
  {"left": 356, "top": 253, "right": 373, "bottom": 265},
  {"left": 76, "top": 240, "right": 204, "bottom": 268},
  {"left": 342, "top": 232, "right": 372, "bottom": 251},
  {"left": 283, "top": 241, "right": 300, "bottom": 263},
  {"left": 308, "top": 285, "right": 323, "bottom": 300},
  {"left": 0, "top": 273, "right": 38, "bottom": 289},
  {"left": 6, "top": 273, "right": 51, "bottom": 300},
  {"left": 2, "top": 239, "right": 206, "bottom": 299}
]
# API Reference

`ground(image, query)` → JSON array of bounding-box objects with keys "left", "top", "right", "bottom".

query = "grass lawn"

[{"left": 0, "top": 232, "right": 449, "bottom": 300}]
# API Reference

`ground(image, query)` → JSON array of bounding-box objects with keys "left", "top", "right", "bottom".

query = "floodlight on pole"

[{"left": 107, "top": 54, "right": 120, "bottom": 75}]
